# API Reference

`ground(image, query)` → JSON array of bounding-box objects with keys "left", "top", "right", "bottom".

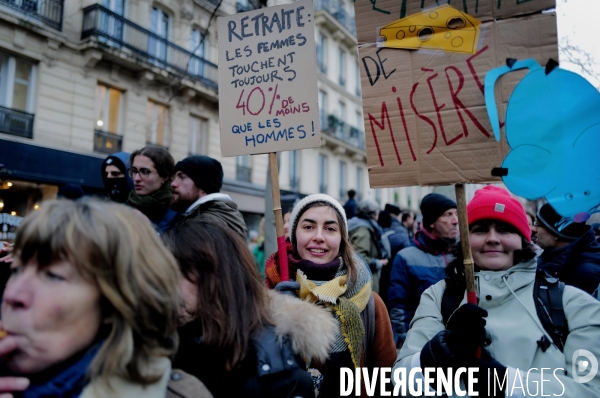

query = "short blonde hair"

[{"left": 13, "top": 199, "right": 180, "bottom": 384}]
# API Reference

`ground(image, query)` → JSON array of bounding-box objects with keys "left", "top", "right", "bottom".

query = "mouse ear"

[{"left": 502, "top": 145, "right": 555, "bottom": 199}]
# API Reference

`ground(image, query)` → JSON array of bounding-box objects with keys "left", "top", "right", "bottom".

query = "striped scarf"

[{"left": 265, "top": 249, "right": 372, "bottom": 368}]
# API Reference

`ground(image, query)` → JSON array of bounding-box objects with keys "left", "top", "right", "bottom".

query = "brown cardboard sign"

[
  {"left": 218, "top": 0, "right": 321, "bottom": 157},
  {"left": 355, "top": 0, "right": 557, "bottom": 187}
]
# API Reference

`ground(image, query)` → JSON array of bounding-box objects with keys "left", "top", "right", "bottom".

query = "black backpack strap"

[
  {"left": 534, "top": 270, "right": 569, "bottom": 352},
  {"left": 441, "top": 278, "right": 466, "bottom": 326}
]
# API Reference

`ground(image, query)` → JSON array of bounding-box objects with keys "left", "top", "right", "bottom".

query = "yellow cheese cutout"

[{"left": 378, "top": 5, "right": 481, "bottom": 54}]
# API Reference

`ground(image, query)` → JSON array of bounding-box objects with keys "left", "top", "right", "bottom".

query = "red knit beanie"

[{"left": 467, "top": 186, "right": 531, "bottom": 242}]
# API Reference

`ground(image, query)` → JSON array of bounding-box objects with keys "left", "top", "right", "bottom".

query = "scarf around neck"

[
  {"left": 126, "top": 182, "right": 172, "bottom": 223},
  {"left": 265, "top": 249, "right": 372, "bottom": 368}
]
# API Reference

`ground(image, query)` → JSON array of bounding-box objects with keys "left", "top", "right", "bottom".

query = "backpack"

[{"left": 441, "top": 270, "right": 568, "bottom": 352}]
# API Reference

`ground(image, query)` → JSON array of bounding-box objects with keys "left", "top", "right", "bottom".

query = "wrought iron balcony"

[
  {"left": 236, "top": 165, "right": 252, "bottom": 182},
  {"left": 0, "top": 0, "right": 63, "bottom": 30},
  {"left": 321, "top": 114, "right": 365, "bottom": 150},
  {"left": 81, "top": 4, "right": 218, "bottom": 90},
  {"left": 314, "top": 0, "right": 356, "bottom": 37},
  {"left": 94, "top": 129, "right": 122, "bottom": 154},
  {"left": 0, "top": 105, "right": 34, "bottom": 139}
]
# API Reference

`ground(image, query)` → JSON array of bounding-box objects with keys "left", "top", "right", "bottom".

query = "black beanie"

[
  {"left": 384, "top": 203, "right": 401, "bottom": 216},
  {"left": 174, "top": 155, "right": 223, "bottom": 194},
  {"left": 536, "top": 203, "right": 588, "bottom": 241},
  {"left": 420, "top": 193, "right": 457, "bottom": 228}
]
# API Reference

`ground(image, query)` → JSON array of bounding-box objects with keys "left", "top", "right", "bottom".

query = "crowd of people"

[{"left": 0, "top": 146, "right": 599, "bottom": 397}]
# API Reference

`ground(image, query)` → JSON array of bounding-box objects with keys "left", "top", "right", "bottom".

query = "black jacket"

[
  {"left": 537, "top": 226, "right": 600, "bottom": 295},
  {"left": 174, "top": 323, "right": 313, "bottom": 398}
]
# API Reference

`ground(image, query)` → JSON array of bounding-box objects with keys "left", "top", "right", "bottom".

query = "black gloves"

[{"left": 421, "top": 304, "right": 488, "bottom": 369}]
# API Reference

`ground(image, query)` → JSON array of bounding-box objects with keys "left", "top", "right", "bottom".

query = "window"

[
  {"left": 0, "top": 54, "right": 36, "bottom": 113},
  {"left": 146, "top": 100, "right": 170, "bottom": 147},
  {"left": 355, "top": 61, "right": 361, "bottom": 97},
  {"left": 94, "top": 84, "right": 123, "bottom": 153},
  {"left": 190, "top": 28, "right": 207, "bottom": 77},
  {"left": 189, "top": 115, "right": 208, "bottom": 155},
  {"left": 95, "top": 84, "right": 122, "bottom": 134},
  {"left": 0, "top": 54, "right": 36, "bottom": 138},
  {"left": 355, "top": 111, "right": 362, "bottom": 130},
  {"left": 339, "top": 161, "right": 346, "bottom": 200},
  {"left": 336, "top": 101, "right": 346, "bottom": 137},
  {"left": 289, "top": 150, "right": 299, "bottom": 190},
  {"left": 100, "top": 0, "right": 124, "bottom": 45},
  {"left": 236, "top": 155, "right": 252, "bottom": 182},
  {"left": 338, "top": 48, "right": 346, "bottom": 86},
  {"left": 316, "top": 32, "right": 327, "bottom": 74},
  {"left": 149, "top": 7, "right": 169, "bottom": 62},
  {"left": 319, "top": 90, "right": 327, "bottom": 129},
  {"left": 356, "top": 167, "right": 363, "bottom": 201},
  {"left": 319, "top": 154, "right": 328, "bottom": 194}
]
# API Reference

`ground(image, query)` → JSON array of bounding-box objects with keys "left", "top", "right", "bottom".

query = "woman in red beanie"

[{"left": 393, "top": 185, "right": 600, "bottom": 397}]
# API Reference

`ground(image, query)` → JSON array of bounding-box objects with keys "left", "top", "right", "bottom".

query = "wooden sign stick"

[
  {"left": 269, "top": 152, "right": 289, "bottom": 281},
  {"left": 455, "top": 184, "right": 477, "bottom": 303},
  {"left": 455, "top": 183, "right": 481, "bottom": 357}
]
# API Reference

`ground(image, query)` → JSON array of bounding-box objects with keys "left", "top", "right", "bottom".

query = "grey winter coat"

[
  {"left": 393, "top": 258, "right": 600, "bottom": 397},
  {"left": 181, "top": 194, "right": 248, "bottom": 238}
]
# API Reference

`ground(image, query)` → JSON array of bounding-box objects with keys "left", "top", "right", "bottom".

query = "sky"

[{"left": 556, "top": 0, "right": 600, "bottom": 89}]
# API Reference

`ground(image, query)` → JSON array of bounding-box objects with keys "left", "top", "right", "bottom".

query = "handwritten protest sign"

[
  {"left": 218, "top": 0, "right": 320, "bottom": 157},
  {"left": 354, "top": 0, "right": 557, "bottom": 188}
]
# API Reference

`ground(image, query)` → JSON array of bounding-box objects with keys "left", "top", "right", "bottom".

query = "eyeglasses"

[{"left": 128, "top": 167, "right": 153, "bottom": 179}]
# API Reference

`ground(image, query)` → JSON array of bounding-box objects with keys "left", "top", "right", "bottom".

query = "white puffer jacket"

[{"left": 393, "top": 259, "right": 600, "bottom": 397}]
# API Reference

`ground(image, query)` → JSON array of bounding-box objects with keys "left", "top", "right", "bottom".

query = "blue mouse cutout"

[{"left": 485, "top": 59, "right": 600, "bottom": 229}]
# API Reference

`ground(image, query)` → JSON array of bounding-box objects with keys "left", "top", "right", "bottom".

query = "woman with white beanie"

[{"left": 265, "top": 194, "right": 396, "bottom": 397}]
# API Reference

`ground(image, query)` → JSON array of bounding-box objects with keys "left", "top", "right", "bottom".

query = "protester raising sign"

[
  {"left": 218, "top": 0, "right": 320, "bottom": 157},
  {"left": 353, "top": 0, "right": 557, "bottom": 188}
]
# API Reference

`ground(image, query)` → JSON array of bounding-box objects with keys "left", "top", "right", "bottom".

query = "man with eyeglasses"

[
  {"left": 100, "top": 152, "right": 133, "bottom": 203},
  {"left": 169, "top": 155, "right": 247, "bottom": 238},
  {"left": 535, "top": 203, "right": 600, "bottom": 295}
]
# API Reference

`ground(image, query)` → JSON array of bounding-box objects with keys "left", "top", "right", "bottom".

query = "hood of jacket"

[
  {"left": 267, "top": 290, "right": 336, "bottom": 363},
  {"left": 186, "top": 195, "right": 248, "bottom": 238},
  {"left": 348, "top": 216, "right": 381, "bottom": 235},
  {"left": 101, "top": 152, "right": 133, "bottom": 203}
]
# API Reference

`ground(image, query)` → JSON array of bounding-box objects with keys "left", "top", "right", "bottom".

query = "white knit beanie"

[{"left": 290, "top": 194, "right": 348, "bottom": 247}]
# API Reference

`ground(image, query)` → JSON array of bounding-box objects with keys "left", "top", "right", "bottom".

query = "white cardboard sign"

[{"left": 218, "top": 0, "right": 321, "bottom": 157}]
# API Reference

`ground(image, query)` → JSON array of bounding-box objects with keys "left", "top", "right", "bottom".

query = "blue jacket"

[
  {"left": 387, "top": 230, "right": 453, "bottom": 348},
  {"left": 343, "top": 198, "right": 357, "bottom": 219},
  {"left": 537, "top": 226, "right": 600, "bottom": 295}
]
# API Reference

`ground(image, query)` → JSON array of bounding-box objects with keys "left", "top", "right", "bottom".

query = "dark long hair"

[
  {"left": 130, "top": 145, "right": 174, "bottom": 180},
  {"left": 291, "top": 201, "right": 358, "bottom": 287},
  {"left": 445, "top": 220, "right": 537, "bottom": 286},
  {"left": 163, "top": 220, "right": 271, "bottom": 371}
]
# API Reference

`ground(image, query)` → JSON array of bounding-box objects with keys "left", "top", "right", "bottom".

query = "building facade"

[{"left": 0, "top": 0, "right": 272, "bottom": 236}]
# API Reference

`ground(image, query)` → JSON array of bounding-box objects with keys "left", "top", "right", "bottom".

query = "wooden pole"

[
  {"left": 455, "top": 184, "right": 477, "bottom": 304},
  {"left": 269, "top": 152, "right": 289, "bottom": 281},
  {"left": 455, "top": 183, "right": 481, "bottom": 358}
]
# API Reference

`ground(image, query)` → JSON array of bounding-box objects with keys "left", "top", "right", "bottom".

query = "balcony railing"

[
  {"left": 81, "top": 5, "right": 218, "bottom": 90},
  {"left": 236, "top": 165, "right": 252, "bottom": 182},
  {"left": 0, "top": 106, "right": 34, "bottom": 139},
  {"left": 315, "top": 0, "right": 356, "bottom": 37},
  {"left": 321, "top": 114, "right": 365, "bottom": 150},
  {"left": 94, "top": 129, "right": 122, "bottom": 154},
  {"left": 0, "top": 0, "right": 63, "bottom": 30}
]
